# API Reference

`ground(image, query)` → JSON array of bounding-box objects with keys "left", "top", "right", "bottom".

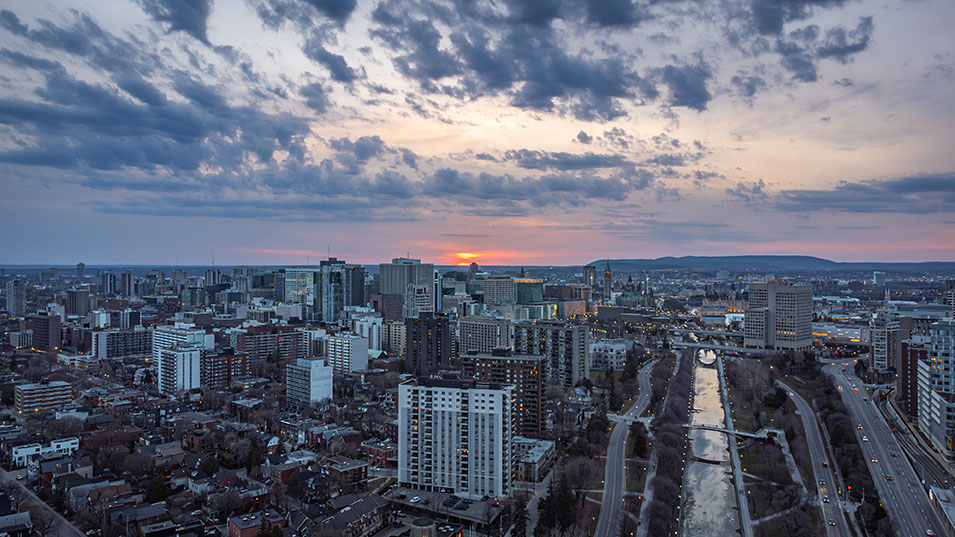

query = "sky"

[{"left": 0, "top": 0, "right": 953, "bottom": 267}]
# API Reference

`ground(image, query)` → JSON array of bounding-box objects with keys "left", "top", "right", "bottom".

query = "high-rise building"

[
  {"left": 483, "top": 276, "right": 515, "bottom": 306},
  {"left": 204, "top": 268, "right": 221, "bottom": 286},
  {"left": 5, "top": 280, "right": 26, "bottom": 316},
  {"left": 158, "top": 344, "right": 202, "bottom": 396},
  {"left": 282, "top": 268, "right": 321, "bottom": 320},
  {"left": 119, "top": 309, "right": 141, "bottom": 330},
  {"left": 99, "top": 272, "right": 116, "bottom": 295},
  {"left": 67, "top": 288, "right": 91, "bottom": 316},
  {"left": 120, "top": 271, "right": 135, "bottom": 297},
  {"left": 371, "top": 294, "right": 403, "bottom": 322},
  {"left": 29, "top": 312, "right": 60, "bottom": 353},
  {"left": 602, "top": 260, "right": 613, "bottom": 299},
  {"left": 743, "top": 281, "right": 812, "bottom": 350},
  {"left": 91, "top": 327, "right": 152, "bottom": 359},
  {"left": 398, "top": 377, "right": 514, "bottom": 499},
  {"left": 317, "top": 258, "right": 367, "bottom": 322},
  {"left": 582, "top": 265, "right": 596, "bottom": 288},
  {"left": 403, "top": 284, "right": 433, "bottom": 319},
  {"left": 513, "top": 320, "right": 589, "bottom": 388},
  {"left": 461, "top": 349, "right": 543, "bottom": 438},
  {"left": 15, "top": 381, "right": 73, "bottom": 414},
  {"left": 458, "top": 316, "right": 511, "bottom": 354},
  {"left": 899, "top": 335, "right": 930, "bottom": 417},
  {"left": 917, "top": 320, "right": 955, "bottom": 459},
  {"left": 514, "top": 278, "right": 544, "bottom": 304},
  {"left": 76, "top": 263, "right": 85, "bottom": 279},
  {"left": 354, "top": 316, "right": 383, "bottom": 351},
  {"left": 380, "top": 258, "right": 434, "bottom": 310},
  {"left": 232, "top": 325, "right": 306, "bottom": 366},
  {"left": 201, "top": 351, "right": 251, "bottom": 389},
  {"left": 404, "top": 313, "right": 451, "bottom": 376},
  {"left": 153, "top": 323, "right": 208, "bottom": 381},
  {"left": 873, "top": 271, "right": 886, "bottom": 286},
  {"left": 286, "top": 357, "right": 334, "bottom": 408},
  {"left": 232, "top": 266, "right": 255, "bottom": 293},
  {"left": 946, "top": 280, "right": 955, "bottom": 319},
  {"left": 871, "top": 310, "right": 903, "bottom": 371},
  {"left": 383, "top": 321, "right": 407, "bottom": 358},
  {"left": 328, "top": 333, "right": 369, "bottom": 374}
]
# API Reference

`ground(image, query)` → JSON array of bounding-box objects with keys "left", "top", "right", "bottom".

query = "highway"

[
  {"left": 779, "top": 380, "right": 853, "bottom": 536},
  {"left": 827, "top": 364, "right": 950, "bottom": 537},
  {"left": 594, "top": 359, "right": 656, "bottom": 537}
]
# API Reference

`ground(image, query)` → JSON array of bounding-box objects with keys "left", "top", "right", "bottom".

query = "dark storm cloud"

[
  {"left": 510, "top": 0, "right": 562, "bottom": 26},
  {"left": 659, "top": 62, "right": 712, "bottom": 111},
  {"left": 777, "top": 173, "right": 955, "bottom": 213},
  {"left": 776, "top": 39, "right": 818, "bottom": 82},
  {"left": 583, "top": 0, "right": 649, "bottom": 27},
  {"left": 138, "top": 0, "right": 214, "bottom": 44},
  {"left": 502, "top": 149, "right": 632, "bottom": 170}
]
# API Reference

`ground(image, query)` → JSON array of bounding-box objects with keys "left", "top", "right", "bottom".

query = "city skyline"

[{"left": 0, "top": 0, "right": 953, "bottom": 265}]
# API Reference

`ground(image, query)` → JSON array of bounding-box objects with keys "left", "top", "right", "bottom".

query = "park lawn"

[
  {"left": 739, "top": 444, "right": 793, "bottom": 486},
  {"left": 726, "top": 382, "right": 768, "bottom": 433},
  {"left": 626, "top": 459, "right": 648, "bottom": 494}
]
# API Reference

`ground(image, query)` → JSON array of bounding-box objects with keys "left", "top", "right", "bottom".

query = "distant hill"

[{"left": 584, "top": 256, "right": 955, "bottom": 273}]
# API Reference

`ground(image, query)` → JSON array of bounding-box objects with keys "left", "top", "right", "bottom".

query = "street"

[
  {"left": 593, "top": 359, "right": 656, "bottom": 537},
  {"left": 827, "top": 364, "right": 950, "bottom": 537},
  {"left": 0, "top": 467, "right": 85, "bottom": 537}
]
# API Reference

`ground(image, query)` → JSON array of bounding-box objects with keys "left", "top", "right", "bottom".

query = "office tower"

[
  {"left": 582, "top": 265, "right": 596, "bottom": 288},
  {"left": 5, "top": 280, "right": 26, "bottom": 316},
  {"left": 316, "top": 258, "right": 365, "bottom": 321},
  {"left": 232, "top": 325, "right": 306, "bottom": 366},
  {"left": 403, "top": 284, "right": 433, "bottom": 319},
  {"left": 899, "top": 335, "right": 930, "bottom": 417},
  {"left": 743, "top": 281, "right": 812, "bottom": 350},
  {"left": 282, "top": 268, "right": 321, "bottom": 320},
  {"left": 201, "top": 351, "right": 251, "bottom": 389},
  {"left": 383, "top": 321, "right": 407, "bottom": 358},
  {"left": 76, "top": 263, "right": 85, "bottom": 279},
  {"left": 467, "top": 262, "right": 479, "bottom": 283},
  {"left": 91, "top": 327, "right": 152, "bottom": 359},
  {"left": 459, "top": 316, "right": 511, "bottom": 354},
  {"left": 328, "top": 333, "right": 369, "bottom": 374},
  {"left": 871, "top": 310, "right": 902, "bottom": 371},
  {"left": 917, "top": 320, "right": 955, "bottom": 459},
  {"left": 231, "top": 266, "right": 255, "bottom": 293},
  {"left": 433, "top": 269, "right": 443, "bottom": 312},
  {"left": 171, "top": 269, "right": 188, "bottom": 286},
  {"left": 405, "top": 313, "right": 451, "bottom": 376},
  {"left": 461, "top": 348, "right": 543, "bottom": 438},
  {"left": 484, "top": 276, "right": 515, "bottom": 306},
  {"left": 204, "top": 268, "right": 221, "bottom": 286},
  {"left": 513, "top": 320, "right": 589, "bottom": 388},
  {"left": 99, "top": 272, "right": 116, "bottom": 295},
  {"left": 873, "top": 271, "right": 886, "bottom": 286},
  {"left": 15, "top": 381, "right": 73, "bottom": 414},
  {"left": 345, "top": 264, "right": 366, "bottom": 307},
  {"left": 515, "top": 277, "right": 544, "bottom": 304},
  {"left": 286, "top": 357, "right": 334, "bottom": 408},
  {"left": 29, "top": 312, "right": 60, "bottom": 353},
  {"left": 946, "top": 280, "right": 955, "bottom": 318},
  {"left": 354, "top": 316, "right": 383, "bottom": 351},
  {"left": 371, "top": 294, "right": 403, "bottom": 322},
  {"left": 158, "top": 344, "right": 202, "bottom": 396},
  {"left": 67, "top": 288, "right": 91, "bottom": 316},
  {"left": 119, "top": 309, "right": 141, "bottom": 329},
  {"left": 603, "top": 260, "right": 613, "bottom": 295},
  {"left": 120, "top": 271, "right": 135, "bottom": 297},
  {"left": 49, "top": 267, "right": 60, "bottom": 280},
  {"left": 398, "top": 377, "right": 514, "bottom": 499},
  {"left": 380, "top": 258, "right": 434, "bottom": 308}
]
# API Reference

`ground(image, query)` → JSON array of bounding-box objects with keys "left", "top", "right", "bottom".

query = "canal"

[{"left": 681, "top": 349, "right": 740, "bottom": 537}]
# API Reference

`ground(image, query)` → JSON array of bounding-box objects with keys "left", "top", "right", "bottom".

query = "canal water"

[{"left": 681, "top": 350, "right": 740, "bottom": 537}]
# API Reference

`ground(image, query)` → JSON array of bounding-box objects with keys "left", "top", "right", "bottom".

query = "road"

[
  {"left": 594, "top": 359, "right": 656, "bottom": 537},
  {"left": 779, "top": 380, "right": 853, "bottom": 536},
  {"left": 0, "top": 467, "right": 85, "bottom": 537},
  {"left": 827, "top": 364, "right": 950, "bottom": 537}
]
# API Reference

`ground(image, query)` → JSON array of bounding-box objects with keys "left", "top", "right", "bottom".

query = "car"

[
  {"left": 872, "top": 458, "right": 878, "bottom": 463},
  {"left": 862, "top": 436, "right": 868, "bottom": 442},
  {"left": 482, "top": 495, "right": 489, "bottom": 501},
  {"left": 822, "top": 461, "right": 828, "bottom": 467},
  {"left": 854, "top": 388, "right": 859, "bottom": 392},
  {"left": 828, "top": 520, "right": 836, "bottom": 526},
  {"left": 927, "top": 530, "right": 936, "bottom": 536},
  {"left": 891, "top": 452, "right": 898, "bottom": 457},
  {"left": 819, "top": 480, "right": 826, "bottom": 486},
  {"left": 16, "top": 475, "right": 23, "bottom": 480},
  {"left": 410, "top": 496, "right": 421, "bottom": 503},
  {"left": 857, "top": 424, "right": 863, "bottom": 430},
  {"left": 823, "top": 496, "right": 830, "bottom": 503},
  {"left": 863, "top": 397, "right": 868, "bottom": 401},
  {"left": 886, "top": 476, "right": 893, "bottom": 481}
]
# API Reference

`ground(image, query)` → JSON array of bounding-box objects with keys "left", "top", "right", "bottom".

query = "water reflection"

[{"left": 682, "top": 350, "right": 740, "bottom": 537}]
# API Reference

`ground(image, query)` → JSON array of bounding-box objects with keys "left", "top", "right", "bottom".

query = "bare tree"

[{"left": 27, "top": 505, "right": 57, "bottom": 537}]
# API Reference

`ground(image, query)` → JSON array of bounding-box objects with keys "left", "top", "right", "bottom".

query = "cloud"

[
  {"left": 730, "top": 73, "right": 767, "bottom": 99},
  {"left": 502, "top": 149, "right": 632, "bottom": 170},
  {"left": 329, "top": 135, "right": 387, "bottom": 162},
  {"left": 576, "top": 130, "right": 593, "bottom": 144},
  {"left": 726, "top": 179, "right": 768, "bottom": 202},
  {"left": 300, "top": 82, "right": 331, "bottom": 112},
  {"left": 583, "top": 0, "right": 648, "bottom": 27},
  {"left": 138, "top": 0, "right": 214, "bottom": 44},
  {"left": 659, "top": 62, "right": 712, "bottom": 111},
  {"left": 305, "top": 44, "right": 362, "bottom": 82},
  {"left": 816, "top": 16, "right": 873, "bottom": 63},
  {"left": 777, "top": 173, "right": 955, "bottom": 213}
]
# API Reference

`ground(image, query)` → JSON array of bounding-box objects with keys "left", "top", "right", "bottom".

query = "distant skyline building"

[
  {"left": 99, "top": 272, "right": 116, "bottom": 295},
  {"left": 743, "top": 281, "right": 812, "bottom": 350},
  {"left": 380, "top": 257, "right": 434, "bottom": 312},
  {"left": 67, "top": 288, "right": 91, "bottom": 316},
  {"left": 5, "top": 279, "right": 26, "bottom": 317},
  {"left": 582, "top": 265, "right": 596, "bottom": 288},
  {"left": 483, "top": 275, "right": 515, "bottom": 306},
  {"left": 76, "top": 262, "right": 85, "bottom": 279},
  {"left": 120, "top": 270, "right": 135, "bottom": 297}
]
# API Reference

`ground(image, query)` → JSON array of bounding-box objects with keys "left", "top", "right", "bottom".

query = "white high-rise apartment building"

[
  {"left": 871, "top": 310, "right": 901, "bottom": 371},
  {"left": 354, "top": 316, "right": 383, "bottom": 351},
  {"left": 398, "top": 378, "right": 514, "bottom": 499},
  {"left": 917, "top": 320, "right": 955, "bottom": 460},
  {"left": 513, "top": 320, "right": 589, "bottom": 387},
  {"left": 158, "top": 344, "right": 202, "bottom": 396},
  {"left": 328, "top": 333, "right": 369, "bottom": 374},
  {"left": 153, "top": 323, "right": 210, "bottom": 393},
  {"left": 4, "top": 280, "right": 26, "bottom": 317},
  {"left": 459, "top": 316, "right": 510, "bottom": 354},
  {"left": 744, "top": 281, "right": 812, "bottom": 350},
  {"left": 287, "top": 357, "right": 333, "bottom": 408}
]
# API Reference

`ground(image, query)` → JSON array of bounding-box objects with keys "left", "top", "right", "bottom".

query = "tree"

[
  {"left": 563, "top": 458, "right": 598, "bottom": 508},
  {"left": 27, "top": 505, "right": 56, "bottom": 537},
  {"left": 630, "top": 422, "right": 648, "bottom": 458},
  {"left": 200, "top": 455, "right": 220, "bottom": 476},
  {"left": 246, "top": 437, "right": 262, "bottom": 474},
  {"left": 512, "top": 498, "right": 529, "bottom": 537},
  {"left": 144, "top": 476, "right": 169, "bottom": 503},
  {"left": 45, "top": 417, "right": 83, "bottom": 441}
]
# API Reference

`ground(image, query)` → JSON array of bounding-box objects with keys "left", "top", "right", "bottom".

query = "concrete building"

[
  {"left": 590, "top": 338, "right": 629, "bottom": 371},
  {"left": 398, "top": 377, "right": 514, "bottom": 499},
  {"left": 286, "top": 357, "right": 333, "bottom": 408},
  {"left": 4, "top": 280, "right": 25, "bottom": 316},
  {"left": 354, "top": 316, "right": 383, "bottom": 351},
  {"left": 67, "top": 288, "right": 91, "bottom": 316},
  {"left": 582, "top": 265, "right": 596, "bottom": 288},
  {"left": 917, "top": 320, "right": 955, "bottom": 460},
  {"left": 900, "top": 335, "right": 930, "bottom": 417},
  {"left": 513, "top": 320, "right": 589, "bottom": 387},
  {"left": 483, "top": 276, "right": 515, "bottom": 306},
  {"left": 380, "top": 258, "right": 434, "bottom": 303},
  {"left": 873, "top": 271, "right": 886, "bottom": 286},
  {"left": 158, "top": 344, "right": 202, "bottom": 396},
  {"left": 514, "top": 277, "right": 544, "bottom": 304},
  {"left": 201, "top": 351, "right": 251, "bottom": 389},
  {"left": 14, "top": 381, "right": 73, "bottom": 414},
  {"left": 404, "top": 314, "right": 451, "bottom": 376},
  {"left": 282, "top": 268, "right": 321, "bottom": 320},
  {"left": 403, "top": 284, "right": 434, "bottom": 319},
  {"left": 461, "top": 348, "right": 544, "bottom": 438},
  {"left": 29, "top": 311, "right": 60, "bottom": 353},
  {"left": 458, "top": 316, "right": 511, "bottom": 354},
  {"left": 383, "top": 321, "right": 407, "bottom": 359},
  {"left": 871, "top": 310, "right": 902, "bottom": 371},
  {"left": 744, "top": 281, "right": 812, "bottom": 350},
  {"left": 91, "top": 327, "right": 152, "bottom": 359},
  {"left": 120, "top": 271, "right": 135, "bottom": 297},
  {"left": 328, "top": 333, "right": 369, "bottom": 374},
  {"left": 232, "top": 325, "right": 306, "bottom": 366},
  {"left": 99, "top": 272, "right": 116, "bottom": 295}
]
